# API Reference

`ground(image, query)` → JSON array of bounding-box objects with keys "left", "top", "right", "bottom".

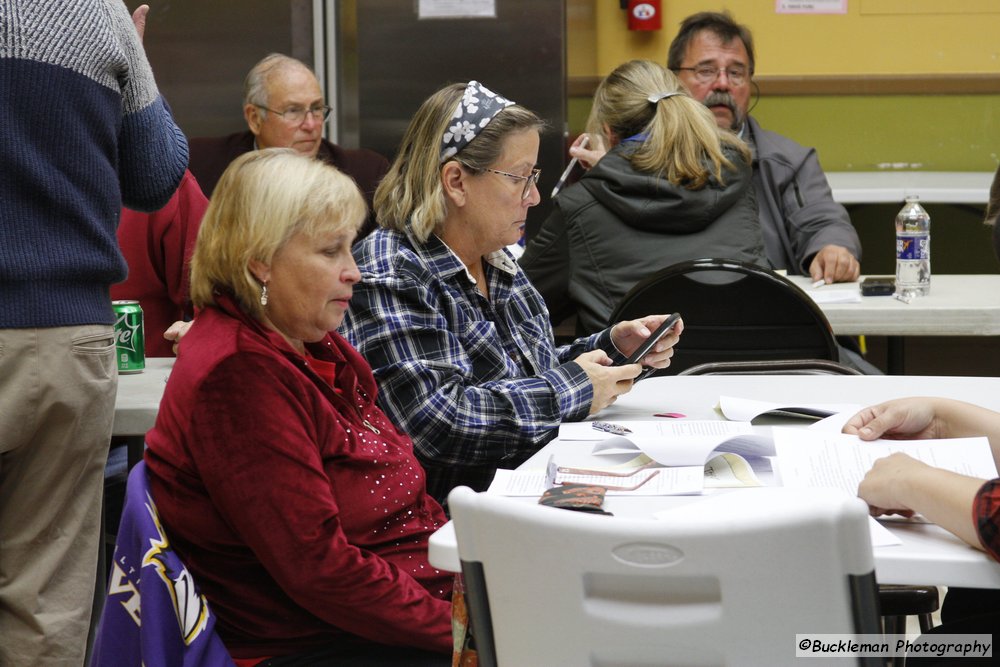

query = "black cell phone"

[
  {"left": 621, "top": 312, "right": 681, "bottom": 365},
  {"left": 861, "top": 276, "right": 895, "bottom": 296}
]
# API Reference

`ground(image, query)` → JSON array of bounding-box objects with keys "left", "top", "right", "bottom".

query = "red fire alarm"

[{"left": 627, "top": 0, "right": 662, "bottom": 31}]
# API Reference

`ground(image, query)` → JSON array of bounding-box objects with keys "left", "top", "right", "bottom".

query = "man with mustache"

[
  {"left": 667, "top": 11, "right": 861, "bottom": 284},
  {"left": 571, "top": 11, "right": 860, "bottom": 285}
]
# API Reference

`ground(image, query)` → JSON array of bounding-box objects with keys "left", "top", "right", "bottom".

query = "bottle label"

[{"left": 896, "top": 234, "right": 929, "bottom": 260}]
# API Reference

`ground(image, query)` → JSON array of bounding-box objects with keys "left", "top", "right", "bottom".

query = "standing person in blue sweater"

[{"left": 0, "top": 3, "right": 188, "bottom": 664}]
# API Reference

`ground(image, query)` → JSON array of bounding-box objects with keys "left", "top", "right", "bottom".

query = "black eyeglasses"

[
  {"left": 673, "top": 65, "right": 750, "bottom": 86},
  {"left": 255, "top": 104, "right": 332, "bottom": 124}
]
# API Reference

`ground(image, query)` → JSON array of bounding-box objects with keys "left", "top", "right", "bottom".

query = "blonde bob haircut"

[
  {"left": 586, "top": 59, "right": 750, "bottom": 190},
  {"left": 374, "top": 82, "right": 544, "bottom": 243},
  {"left": 190, "top": 148, "right": 366, "bottom": 320}
]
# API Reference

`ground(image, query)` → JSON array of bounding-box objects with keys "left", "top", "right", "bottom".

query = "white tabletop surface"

[
  {"left": 430, "top": 374, "right": 1000, "bottom": 588},
  {"left": 788, "top": 274, "right": 1000, "bottom": 336},
  {"left": 826, "top": 171, "right": 994, "bottom": 205},
  {"left": 113, "top": 357, "right": 173, "bottom": 436}
]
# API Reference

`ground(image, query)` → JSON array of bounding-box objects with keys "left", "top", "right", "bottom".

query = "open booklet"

[
  {"left": 774, "top": 427, "right": 1000, "bottom": 498},
  {"left": 487, "top": 459, "right": 705, "bottom": 497},
  {"left": 489, "top": 421, "right": 775, "bottom": 497}
]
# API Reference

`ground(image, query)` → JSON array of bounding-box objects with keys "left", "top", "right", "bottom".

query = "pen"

[
  {"left": 592, "top": 421, "right": 632, "bottom": 435},
  {"left": 551, "top": 135, "right": 589, "bottom": 198}
]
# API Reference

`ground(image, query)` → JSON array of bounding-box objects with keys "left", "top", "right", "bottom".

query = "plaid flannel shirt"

[
  {"left": 342, "top": 228, "right": 624, "bottom": 503},
  {"left": 975, "top": 478, "right": 1000, "bottom": 561}
]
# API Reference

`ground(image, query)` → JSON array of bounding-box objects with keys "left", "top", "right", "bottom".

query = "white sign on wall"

[
  {"left": 418, "top": 0, "right": 496, "bottom": 19},
  {"left": 776, "top": 0, "right": 848, "bottom": 13}
]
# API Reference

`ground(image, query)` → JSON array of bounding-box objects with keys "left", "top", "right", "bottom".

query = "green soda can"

[{"left": 112, "top": 300, "right": 145, "bottom": 373}]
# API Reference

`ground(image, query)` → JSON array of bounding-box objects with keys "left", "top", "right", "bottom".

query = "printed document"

[{"left": 773, "top": 427, "right": 999, "bottom": 497}]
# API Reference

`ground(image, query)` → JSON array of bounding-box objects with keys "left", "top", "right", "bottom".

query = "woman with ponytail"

[{"left": 521, "top": 59, "right": 766, "bottom": 334}]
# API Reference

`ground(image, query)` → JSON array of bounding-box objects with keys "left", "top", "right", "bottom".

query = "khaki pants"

[{"left": 0, "top": 326, "right": 116, "bottom": 667}]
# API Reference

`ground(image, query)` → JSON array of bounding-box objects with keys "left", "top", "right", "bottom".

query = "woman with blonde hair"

[
  {"left": 343, "top": 80, "right": 681, "bottom": 504},
  {"left": 145, "top": 148, "right": 453, "bottom": 666},
  {"left": 522, "top": 59, "right": 765, "bottom": 334}
]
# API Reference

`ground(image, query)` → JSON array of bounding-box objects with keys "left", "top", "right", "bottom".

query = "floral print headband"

[{"left": 440, "top": 80, "right": 515, "bottom": 162}]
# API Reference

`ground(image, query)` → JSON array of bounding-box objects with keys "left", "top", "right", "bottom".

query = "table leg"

[
  {"left": 887, "top": 336, "right": 905, "bottom": 375},
  {"left": 125, "top": 435, "right": 145, "bottom": 469}
]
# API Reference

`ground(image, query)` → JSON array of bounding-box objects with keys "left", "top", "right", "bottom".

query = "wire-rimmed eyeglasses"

[
  {"left": 458, "top": 162, "right": 541, "bottom": 200},
  {"left": 673, "top": 65, "right": 750, "bottom": 86},
  {"left": 255, "top": 104, "right": 332, "bottom": 124}
]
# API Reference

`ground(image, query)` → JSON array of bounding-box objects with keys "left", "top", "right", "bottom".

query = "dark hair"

[{"left": 667, "top": 11, "right": 755, "bottom": 75}]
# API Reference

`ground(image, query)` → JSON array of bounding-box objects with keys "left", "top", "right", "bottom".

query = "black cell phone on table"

[
  {"left": 621, "top": 312, "right": 681, "bottom": 365},
  {"left": 861, "top": 276, "right": 895, "bottom": 296}
]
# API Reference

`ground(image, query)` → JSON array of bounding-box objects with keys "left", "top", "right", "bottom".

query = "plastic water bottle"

[{"left": 895, "top": 196, "right": 931, "bottom": 298}]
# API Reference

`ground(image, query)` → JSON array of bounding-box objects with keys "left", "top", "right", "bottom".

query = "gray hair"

[{"left": 242, "top": 53, "right": 312, "bottom": 110}]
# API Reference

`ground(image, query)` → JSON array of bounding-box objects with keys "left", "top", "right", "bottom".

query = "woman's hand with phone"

[{"left": 611, "top": 313, "right": 683, "bottom": 368}]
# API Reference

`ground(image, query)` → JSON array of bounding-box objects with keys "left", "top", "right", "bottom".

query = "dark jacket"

[
  {"left": 521, "top": 142, "right": 765, "bottom": 334},
  {"left": 188, "top": 131, "right": 389, "bottom": 238},
  {"left": 747, "top": 116, "right": 861, "bottom": 274}
]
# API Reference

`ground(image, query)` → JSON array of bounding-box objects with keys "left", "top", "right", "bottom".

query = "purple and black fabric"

[{"left": 90, "top": 461, "right": 235, "bottom": 667}]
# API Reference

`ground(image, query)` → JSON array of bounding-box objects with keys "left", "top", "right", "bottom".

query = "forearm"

[
  {"left": 928, "top": 398, "right": 1000, "bottom": 468},
  {"left": 558, "top": 327, "right": 624, "bottom": 364},
  {"left": 786, "top": 153, "right": 860, "bottom": 271},
  {"left": 897, "top": 463, "right": 984, "bottom": 551},
  {"left": 115, "top": 5, "right": 188, "bottom": 210}
]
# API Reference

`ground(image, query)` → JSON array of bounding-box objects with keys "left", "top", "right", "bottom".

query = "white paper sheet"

[
  {"left": 561, "top": 419, "right": 755, "bottom": 442},
  {"left": 773, "top": 428, "right": 999, "bottom": 496},
  {"left": 806, "top": 287, "right": 862, "bottom": 304},
  {"left": 588, "top": 422, "right": 775, "bottom": 467}
]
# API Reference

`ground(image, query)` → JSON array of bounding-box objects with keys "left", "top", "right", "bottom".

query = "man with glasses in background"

[
  {"left": 190, "top": 53, "right": 388, "bottom": 236},
  {"left": 662, "top": 11, "right": 879, "bottom": 373},
  {"left": 668, "top": 11, "right": 861, "bottom": 285}
]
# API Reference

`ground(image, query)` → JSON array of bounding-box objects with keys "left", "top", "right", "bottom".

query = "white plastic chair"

[{"left": 448, "top": 486, "right": 882, "bottom": 667}]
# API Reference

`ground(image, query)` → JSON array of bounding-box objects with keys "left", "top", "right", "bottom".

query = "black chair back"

[{"left": 608, "top": 258, "right": 838, "bottom": 376}]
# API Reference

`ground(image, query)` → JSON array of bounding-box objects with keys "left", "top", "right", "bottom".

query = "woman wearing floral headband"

[
  {"left": 521, "top": 59, "right": 763, "bottom": 334},
  {"left": 342, "top": 81, "right": 682, "bottom": 504}
]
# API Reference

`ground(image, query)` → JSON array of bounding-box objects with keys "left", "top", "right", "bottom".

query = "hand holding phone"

[{"left": 621, "top": 313, "right": 681, "bottom": 365}]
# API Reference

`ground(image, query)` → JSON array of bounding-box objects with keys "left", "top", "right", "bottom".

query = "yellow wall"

[
  {"left": 566, "top": 1, "right": 1000, "bottom": 173},
  {"left": 574, "top": 1, "right": 1000, "bottom": 78}
]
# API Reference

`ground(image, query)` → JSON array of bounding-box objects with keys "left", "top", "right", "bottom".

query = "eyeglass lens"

[{"left": 696, "top": 66, "right": 746, "bottom": 85}]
